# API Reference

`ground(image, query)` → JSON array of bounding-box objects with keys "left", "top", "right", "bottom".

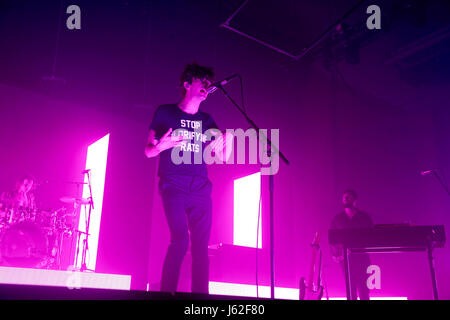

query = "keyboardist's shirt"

[{"left": 330, "top": 210, "right": 373, "bottom": 230}]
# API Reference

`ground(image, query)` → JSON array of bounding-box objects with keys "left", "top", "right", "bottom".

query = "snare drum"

[
  {"left": 16, "top": 207, "right": 37, "bottom": 223},
  {"left": 35, "top": 210, "right": 56, "bottom": 230}
]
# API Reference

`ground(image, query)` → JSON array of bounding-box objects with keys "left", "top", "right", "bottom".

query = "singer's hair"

[
  {"left": 180, "top": 62, "right": 214, "bottom": 95},
  {"left": 14, "top": 173, "right": 36, "bottom": 191},
  {"left": 343, "top": 189, "right": 358, "bottom": 200}
]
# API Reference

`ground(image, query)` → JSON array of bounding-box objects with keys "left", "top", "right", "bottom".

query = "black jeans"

[
  {"left": 159, "top": 175, "right": 212, "bottom": 294},
  {"left": 340, "top": 253, "right": 371, "bottom": 300}
]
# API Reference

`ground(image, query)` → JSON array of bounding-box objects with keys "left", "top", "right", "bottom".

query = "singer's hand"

[
  {"left": 155, "top": 128, "right": 185, "bottom": 152},
  {"left": 145, "top": 128, "right": 185, "bottom": 158}
]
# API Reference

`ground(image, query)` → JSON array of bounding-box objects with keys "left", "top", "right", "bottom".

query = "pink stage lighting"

[
  {"left": 74, "top": 134, "right": 110, "bottom": 271},
  {"left": 233, "top": 172, "right": 262, "bottom": 248}
]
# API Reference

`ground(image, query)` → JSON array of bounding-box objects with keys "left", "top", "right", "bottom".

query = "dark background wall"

[{"left": 0, "top": 0, "right": 449, "bottom": 298}]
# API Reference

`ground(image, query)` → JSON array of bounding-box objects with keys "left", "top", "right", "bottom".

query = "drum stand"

[
  {"left": 54, "top": 207, "right": 69, "bottom": 270},
  {"left": 74, "top": 170, "right": 94, "bottom": 272},
  {"left": 52, "top": 226, "right": 66, "bottom": 270}
]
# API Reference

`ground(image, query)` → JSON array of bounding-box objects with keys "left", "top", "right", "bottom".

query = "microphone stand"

[
  {"left": 432, "top": 171, "right": 450, "bottom": 197},
  {"left": 217, "top": 85, "right": 290, "bottom": 299}
]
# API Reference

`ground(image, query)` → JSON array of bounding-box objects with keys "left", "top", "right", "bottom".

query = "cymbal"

[
  {"left": 65, "top": 181, "right": 87, "bottom": 185},
  {"left": 59, "top": 196, "right": 91, "bottom": 205},
  {"left": 54, "top": 207, "right": 75, "bottom": 216}
]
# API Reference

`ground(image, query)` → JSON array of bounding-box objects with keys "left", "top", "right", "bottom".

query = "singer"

[{"left": 145, "top": 62, "right": 233, "bottom": 294}]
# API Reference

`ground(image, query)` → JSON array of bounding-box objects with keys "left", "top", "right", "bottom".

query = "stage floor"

[{"left": 0, "top": 266, "right": 409, "bottom": 300}]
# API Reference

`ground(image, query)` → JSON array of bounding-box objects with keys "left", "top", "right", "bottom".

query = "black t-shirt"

[
  {"left": 149, "top": 104, "right": 219, "bottom": 177},
  {"left": 330, "top": 210, "right": 373, "bottom": 230}
]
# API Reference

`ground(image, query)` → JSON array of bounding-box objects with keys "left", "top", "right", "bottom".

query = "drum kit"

[{"left": 0, "top": 192, "right": 90, "bottom": 270}]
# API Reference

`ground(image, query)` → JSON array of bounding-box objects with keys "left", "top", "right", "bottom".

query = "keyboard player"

[{"left": 330, "top": 189, "right": 373, "bottom": 300}]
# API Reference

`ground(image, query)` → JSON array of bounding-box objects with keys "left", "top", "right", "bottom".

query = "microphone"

[
  {"left": 207, "top": 74, "right": 239, "bottom": 94},
  {"left": 421, "top": 169, "right": 435, "bottom": 176},
  {"left": 82, "top": 169, "right": 91, "bottom": 174}
]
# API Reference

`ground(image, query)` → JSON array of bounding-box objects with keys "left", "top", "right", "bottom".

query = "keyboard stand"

[{"left": 343, "top": 245, "right": 439, "bottom": 300}]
